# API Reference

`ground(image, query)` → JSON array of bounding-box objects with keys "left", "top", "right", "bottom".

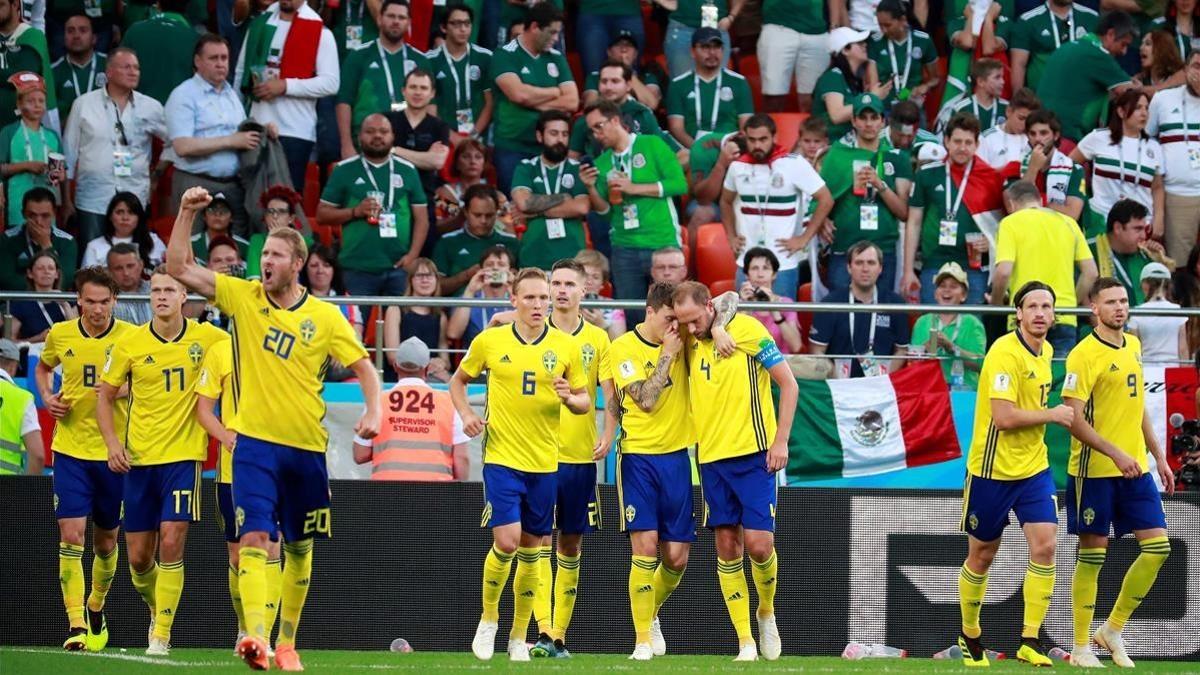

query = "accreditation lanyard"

[
  {"left": 1115, "top": 137, "right": 1143, "bottom": 196},
  {"left": 886, "top": 33, "right": 913, "bottom": 91},
  {"left": 1049, "top": 5, "right": 1075, "bottom": 49},
  {"left": 378, "top": 41, "right": 406, "bottom": 103},
  {"left": 361, "top": 156, "right": 396, "bottom": 210},
  {"left": 694, "top": 71, "right": 722, "bottom": 133},
  {"left": 19, "top": 122, "right": 47, "bottom": 162},
  {"left": 945, "top": 159, "right": 972, "bottom": 219},
  {"left": 1110, "top": 250, "right": 1134, "bottom": 289},
  {"left": 71, "top": 54, "right": 97, "bottom": 96},
  {"left": 613, "top": 136, "right": 636, "bottom": 174},
  {"left": 846, "top": 287, "right": 878, "bottom": 353},
  {"left": 971, "top": 96, "right": 995, "bottom": 125},
  {"left": 36, "top": 301, "right": 55, "bottom": 329},
  {"left": 443, "top": 48, "right": 471, "bottom": 108},
  {"left": 349, "top": 0, "right": 364, "bottom": 25},
  {"left": 539, "top": 159, "right": 563, "bottom": 194}
]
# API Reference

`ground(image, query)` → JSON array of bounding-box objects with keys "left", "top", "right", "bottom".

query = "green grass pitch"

[{"left": 2, "top": 647, "right": 1199, "bottom": 673}]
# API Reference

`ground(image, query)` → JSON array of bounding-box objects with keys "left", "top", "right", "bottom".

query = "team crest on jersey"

[
  {"left": 850, "top": 410, "right": 889, "bottom": 447},
  {"left": 561, "top": 173, "right": 575, "bottom": 189},
  {"left": 188, "top": 343, "right": 204, "bottom": 366},
  {"left": 720, "top": 86, "right": 733, "bottom": 102},
  {"left": 581, "top": 344, "right": 596, "bottom": 371},
  {"left": 625, "top": 505, "right": 636, "bottom": 522},
  {"left": 542, "top": 350, "right": 558, "bottom": 374},
  {"left": 547, "top": 62, "right": 559, "bottom": 78},
  {"left": 468, "top": 64, "right": 481, "bottom": 80},
  {"left": 300, "top": 318, "right": 317, "bottom": 343},
  {"left": 771, "top": 173, "right": 783, "bottom": 188},
  {"left": 1083, "top": 508, "right": 1095, "bottom": 525},
  {"left": 632, "top": 153, "right": 646, "bottom": 169}
]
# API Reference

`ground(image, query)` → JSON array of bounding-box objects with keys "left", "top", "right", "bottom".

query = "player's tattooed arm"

[
  {"left": 521, "top": 193, "right": 569, "bottom": 215},
  {"left": 711, "top": 290, "right": 740, "bottom": 357},
  {"left": 627, "top": 353, "right": 674, "bottom": 412}
]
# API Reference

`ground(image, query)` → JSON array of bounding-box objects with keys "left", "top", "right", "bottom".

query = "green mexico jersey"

[
  {"left": 569, "top": 98, "right": 662, "bottom": 156},
  {"left": 1090, "top": 238, "right": 1152, "bottom": 305},
  {"left": 868, "top": 29, "right": 938, "bottom": 104},
  {"left": 0, "top": 121, "right": 60, "bottom": 227},
  {"left": 432, "top": 227, "right": 520, "bottom": 278},
  {"left": 338, "top": 41, "right": 434, "bottom": 141},
  {"left": 430, "top": 44, "right": 492, "bottom": 130},
  {"left": 511, "top": 156, "right": 588, "bottom": 270},
  {"left": 820, "top": 143, "right": 912, "bottom": 252},
  {"left": 910, "top": 162, "right": 981, "bottom": 270},
  {"left": 0, "top": 28, "right": 55, "bottom": 129},
  {"left": 666, "top": 69, "right": 752, "bottom": 141},
  {"left": 332, "top": 0, "right": 380, "bottom": 61},
  {"left": 320, "top": 155, "right": 426, "bottom": 274},
  {"left": 1011, "top": 2, "right": 1098, "bottom": 90},
  {"left": 812, "top": 67, "right": 855, "bottom": 141},
  {"left": 579, "top": 0, "right": 640, "bottom": 16},
  {"left": 762, "top": 0, "right": 828, "bottom": 35},
  {"left": 490, "top": 39, "right": 574, "bottom": 153},
  {"left": 583, "top": 68, "right": 660, "bottom": 94},
  {"left": 52, "top": 52, "right": 106, "bottom": 120},
  {"left": 500, "top": 0, "right": 565, "bottom": 34},
  {"left": 671, "top": 0, "right": 728, "bottom": 28},
  {"left": 1036, "top": 34, "right": 1131, "bottom": 141},
  {"left": 122, "top": 12, "right": 198, "bottom": 105},
  {"left": 594, "top": 133, "right": 687, "bottom": 249}
]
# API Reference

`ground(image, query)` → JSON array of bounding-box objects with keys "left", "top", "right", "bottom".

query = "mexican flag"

[
  {"left": 784, "top": 361, "right": 962, "bottom": 483},
  {"left": 953, "top": 157, "right": 1006, "bottom": 248}
]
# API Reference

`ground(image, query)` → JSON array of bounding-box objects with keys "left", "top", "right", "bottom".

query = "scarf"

[{"left": 240, "top": 3, "right": 323, "bottom": 97}]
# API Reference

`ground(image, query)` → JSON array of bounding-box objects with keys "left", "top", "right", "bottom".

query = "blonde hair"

[
  {"left": 574, "top": 249, "right": 610, "bottom": 282},
  {"left": 512, "top": 267, "right": 550, "bottom": 294},
  {"left": 268, "top": 227, "right": 309, "bottom": 263},
  {"left": 405, "top": 257, "right": 439, "bottom": 297}
]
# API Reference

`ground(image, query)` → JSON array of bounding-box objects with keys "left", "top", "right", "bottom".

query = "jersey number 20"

[{"left": 263, "top": 327, "right": 297, "bottom": 360}]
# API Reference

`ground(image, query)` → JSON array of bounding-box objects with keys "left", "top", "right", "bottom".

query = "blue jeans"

[
  {"left": 735, "top": 266, "right": 800, "bottom": 300},
  {"left": 919, "top": 265, "right": 988, "bottom": 305},
  {"left": 344, "top": 267, "right": 409, "bottom": 323},
  {"left": 279, "top": 136, "right": 315, "bottom": 192},
  {"left": 493, "top": 147, "right": 535, "bottom": 195},
  {"left": 1047, "top": 323, "right": 1078, "bottom": 359},
  {"left": 664, "top": 20, "right": 732, "bottom": 79},
  {"left": 827, "top": 252, "right": 898, "bottom": 294},
  {"left": 611, "top": 245, "right": 655, "bottom": 325},
  {"left": 576, "top": 13, "right": 646, "bottom": 79},
  {"left": 586, "top": 211, "right": 612, "bottom": 260}
]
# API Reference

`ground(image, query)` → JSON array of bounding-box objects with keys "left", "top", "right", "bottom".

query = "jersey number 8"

[{"left": 83, "top": 364, "right": 97, "bottom": 387}]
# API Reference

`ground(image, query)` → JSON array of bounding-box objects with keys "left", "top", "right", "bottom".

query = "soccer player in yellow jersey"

[
  {"left": 96, "top": 267, "right": 229, "bottom": 657},
  {"left": 450, "top": 268, "right": 590, "bottom": 662},
  {"left": 35, "top": 267, "right": 135, "bottom": 652},
  {"left": 165, "top": 187, "right": 381, "bottom": 672},
  {"left": 1062, "top": 278, "right": 1174, "bottom": 668},
  {"left": 958, "top": 280, "right": 1075, "bottom": 667},
  {"left": 526, "top": 259, "right": 618, "bottom": 659},
  {"left": 672, "top": 281, "right": 799, "bottom": 662},
  {"left": 195, "top": 341, "right": 283, "bottom": 654}
]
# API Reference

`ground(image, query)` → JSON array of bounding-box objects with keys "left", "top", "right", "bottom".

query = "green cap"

[{"left": 852, "top": 93, "right": 885, "bottom": 117}]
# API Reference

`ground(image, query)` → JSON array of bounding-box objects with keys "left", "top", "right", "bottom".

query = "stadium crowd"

[{"left": 1, "top": 0, "right": 1199, "bottom": 378}]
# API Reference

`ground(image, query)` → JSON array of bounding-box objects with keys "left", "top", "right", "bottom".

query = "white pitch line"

[{"left": 2, "top": 647, "right": 228, "bottom": 667}]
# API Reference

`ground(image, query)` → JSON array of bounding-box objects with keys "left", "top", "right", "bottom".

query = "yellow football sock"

[
  {"left": 958, "top": 564, "right": 987, "bottom": 639},
  {"left": 130, "top": 561, "right": 159, "bottom": 615},
  {"left": 481, "top": 545, "right": 515, "bottom": 623},
  {"left": 58, "top": 543, "right": 85, "bottom": 629},
  {"left": 717, "top": 557, "right": 753, "bottom": 647},
  {"left": 264, "top": 558, "right": 283, "bottom": 642},
  {"left": 1108, "top": 536, "right": 1170, "bottom": 631},
  {"left": 152, "top": 561, "right": 185, "bottom": 641},
  {"left": 534, "top": 545, "right": 553, "bottom": 635},
  {"left": 238, "top": 546, "right": 268, "bottom": 639},
  {"left": 629, "top": 555, "right": 657, "bottom": 645},
  {"left": 509, "top": 547, "right": 541, "bottom": 642},
  {"left": 277, "top": 540, "right": 313, "bottom": 648},
  {"left": 653, "top": 563, "right": 685, "bottom": 614},
  {"left": 1072, "top": 548, "right": 1106, "bottom": 647},
  {"left": 228, "top": 563, "right": 246, "bottom": 633},
  {"left": 87, "top": 546, "right": 119, "bottom": 613},
  {"left": 551, "top": 553, "right": 580, "bottom": 642},
  {"left": 1022, "top": 561, "right": 1056, "bottom": 639},
  {"left": 751, "top": 549, "right": 779, "bottom": 618}
]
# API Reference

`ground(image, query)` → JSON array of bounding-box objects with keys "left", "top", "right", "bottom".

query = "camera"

[
  {"left": 1169, "top": 417, "right": 1200, "bottom": 488},
  {"left": 752, "top": 287, "right": 772, "bottom": 302}
]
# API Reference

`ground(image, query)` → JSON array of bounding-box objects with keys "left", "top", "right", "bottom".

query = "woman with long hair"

[
  {"left": 1134, "top": 30, "right": 1186, "bottom": 93},
  {"left": 301, "top": 244, "right": 363, "bottom": 340},
  {"left": 80, "top": 192, "right": 165, "bottom": 269},
  {"left": 383, "top": 257, "right": 450, "bottom": 382},
  {"left": 10, "top": 251, "right": 77, "bottom": 342},
  {"left": 1070, "top": 89, "right": 1165, "bottom": 240},
  {"left": 1154, "top": 0, "right": 1200, "bottom": 62},
  {"left": 811, "top": 28, "right": 886, "bottom": 141},
  {"left": 434, "top": 139, "right": 510, "bottom": 235},
  {"left": 1130, "top": 263, "right": 1189, "bottom": 364}
]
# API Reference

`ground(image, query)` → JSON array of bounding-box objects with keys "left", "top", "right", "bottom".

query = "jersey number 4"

[{"left": 389, "top": 389, "right": 435, "bottom": 413}]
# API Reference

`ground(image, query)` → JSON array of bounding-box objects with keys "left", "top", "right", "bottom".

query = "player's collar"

[
  {"left": 548, "top": 314, "right": 583, "bottom": 336},
  {"left": 1014, "top": 328, "right": 1041, "bottom": 357},
  {"left": 633, "top": 326, "right": 659, "bottom": 347},
  {"left": 149, "top": 318, "right": 188, "bottom": 344},
  {"left": 267, "top": 287, "right": 310, "bottom": 312},
  {"left": 1089, "top": 330, "right": 1125, "bottom": 350},
  {"left": 78, "top": 317, "right": 115, "bottom": 339},
  {"left": 511, "top": 322, "right": 548, "bottom": 345}
]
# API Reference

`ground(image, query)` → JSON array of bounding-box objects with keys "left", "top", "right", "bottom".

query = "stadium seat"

[
  {"left": 566, "top": 51, "right": 585, "bottom": 92},
  {"left": 769, "top": 112, "right": 809, "bottom": 154},
  {"left": 694, "top": 222, "right": 736, "bottom": 288},
  {"left": 310, "top": 220, "right": 337, "bottom": 247},
  {"left": 710, "top": 278, "right": 735, "bottom": 296},
  {"left": 151, "top": 164, "right": 175, "bottom": 219},
  {"left": 150, "top": 215, "right": 175, "bottom": 243},
  {"left": 301, "top": 162, "right": 321, "bottom": 217},
  {"left": 737, "top": 54, "right": 764, "bottom": 112},
  {"left": 796, "top": 282, "right": 813, "bottom": 352}
]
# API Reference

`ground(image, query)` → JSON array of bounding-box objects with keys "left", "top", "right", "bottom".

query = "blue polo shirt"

[
  {"left": 164, "top": 73, "right": 246, "bottom": 178},
  {"left": 809, "top": 287, "right": 911, "bottom": 378}
]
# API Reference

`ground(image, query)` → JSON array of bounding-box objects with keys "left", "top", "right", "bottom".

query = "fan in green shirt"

[
  {"left": 581, "top": 100, "right": 687, "bottom": 252},
  {"left": 1090, "top": 200, "right": 1159, "bottom": 305},
  {"left": 0, "top": 22, "right": 57, "bottom": 131},
  {"left": 331, "top": 0, "right": 380, "bottom": 62},
  {"left": 0, "top": 82, "right": 62, "bottom": 228},
  {"left": 488, "top": 3, "right": 577, "bottom": 155},
  {"left": 941, "top": 0, "right": 1012, "bottom": 107},
  {"left": 1036, "top": 16, "right": 1137, "bottom": 142},
  {"left": 910, "top": 264, "right": 986, "bottom": 390},
  {"left": 429, "top": 4, "right": 493, "bottom": 140},
  {"left": 432, "top": 184, "right": 521, "bottom": 294},
  {"left": 317, "top": 114, "right": 429, "bottom": 276},
  {"left": 868, "top": 0, "right": 940, "bottom": 108},
  {"left": 52, "top": 15, "right": 107, "bottom": 120},
  {"left": 570, "top": 61, "right": 677, "bottom": 158},
  {"left": 581, "top": 30, "right": 662, "bottom": 110},
  {"left": 665, "top": 27, "right": 752, "bottom": 148},
  {"left": 121, "top": 0, "right": 201, "bottom": 105},
  {"left": 514, "top": 111, "right": 590, "bottom": 271},
  {"left": 1010, "top": 0, "right": 1099, "bottom": 91},
  {"left": 813, "top": 27, "right": 876, "bottom": 142}
]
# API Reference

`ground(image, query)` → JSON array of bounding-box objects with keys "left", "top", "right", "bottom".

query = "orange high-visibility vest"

[{"left": 371, "top": 384, "right": 457, "bottom": 481}]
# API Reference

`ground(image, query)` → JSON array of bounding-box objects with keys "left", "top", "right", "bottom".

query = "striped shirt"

[
  {"left": 723, "top": 153, "right": 825, "bottom": 270},
  {"left": 1146, "top": 85, "right": 1200, "bottom": 195},
  {"left": 1074, "top": 130, "right": 1161, "bottom": 222}
]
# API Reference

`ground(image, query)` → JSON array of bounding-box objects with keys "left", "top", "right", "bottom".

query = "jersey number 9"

[{"left": 263, "top": 327, "right": 297, "bottom": 360}]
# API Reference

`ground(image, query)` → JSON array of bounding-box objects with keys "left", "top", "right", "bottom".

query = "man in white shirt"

[
  {"left": 978, "top": 87, "right": 1038, "bottom": 172},
  {"left": 719, "top": 113, "right": 832, "bottom": 298},
  {"left": 1147, "top": 50, "right": 1200, "bottom": 263},
  {"left": 233, "top": 0, "right": 339, "bottom": 191},
  {"left": 62, "top": 47, "right": 167, "bottom": 244}
]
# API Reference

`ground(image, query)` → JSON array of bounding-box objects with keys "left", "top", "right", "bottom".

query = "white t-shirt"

[
  {"left": 723, "top": 153, "right": 825, "bottom": 271},
  {"left": 1146, "top": 85, "right": 1200, "bottom": 195},
  {"left": 1129, "top": 299, "right": 1187, "bottom": 364},
  {"left": 81, "top": 234, "right": 167, "bottom": 269},
  {"left": 1074, "top": 130, "right": 1161, "bottom": 222},
  {"left": 978, "top": 125, "right": 1029, "bottom": 173}
]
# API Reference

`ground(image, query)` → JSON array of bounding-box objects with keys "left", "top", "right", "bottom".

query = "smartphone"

[
  {"left": 579, "top": 154, "right": 594, "bottom": 168},
  {"left": 486, "top": 269, "right": 509, "bottom": 285}
]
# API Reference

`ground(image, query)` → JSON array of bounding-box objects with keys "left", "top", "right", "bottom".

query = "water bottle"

[
  {"left": 950, "top": 358, "right": 965, "bottom": 390},
  {"left": 390, "top": 638, "right": 413, "bottom": 653},
  {"left": 841, "top": 642, "right": 870, "bottom": 660},
  {"left": 1047, "top": 646, "right": 1070, "bottom": 662},
  {"left": 865, "top": 643, "right": 907, "bottom": 658},
  {"left": 933, "top": 644, "right": 1005, "bottom": 660}
]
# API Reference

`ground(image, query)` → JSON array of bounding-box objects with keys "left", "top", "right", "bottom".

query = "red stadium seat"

[
  {"left": 738, "top": 54, "right": 764, "bottom": 112},
  {"left": 694, "top": 222, "right": 736, "bottom": 288},
  {"left": 301, "top": 162, "right": 321, "bottom": 217},
  {"left": 151, "top": 164, "right": 175, "bottom": 219},
  {"left": 150, "top": 215, "right": 175, "bottom": 243},
  {"left": 710, "top": 278, "right": 735, "bottom": 296},
  {"left": 795, "top": 282, "right": 814, "bottom": 352},
  {"left": 769, "top": 112, "right": 809, "bottom": 154}
]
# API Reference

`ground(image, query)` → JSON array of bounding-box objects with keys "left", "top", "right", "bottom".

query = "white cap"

[
  {"left": 394, "top": 337, "right": 431, "bottom": 370},
  {"left": 917, "top": 143, "right": 947, "bottom": 165},
  {"left": 1140, "top": 262, "right": 1172, "bottom": 282},
  {"left": 828, "top": 27, "right": 870, "bottom": 54}
]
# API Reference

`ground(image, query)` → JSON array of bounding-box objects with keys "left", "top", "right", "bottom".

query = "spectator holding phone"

[{"left": 432, "top": 184, "right": 520, "bottom": 296}]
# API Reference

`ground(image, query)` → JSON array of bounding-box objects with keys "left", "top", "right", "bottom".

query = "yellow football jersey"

[
  {"left": 1062, "top": 332, "right": 1148, "bottom": 478},
  {"left": 214, "top": 275, "right": 368, "bottom": 453},
  {"left": 968, "top": 330, "right": 1054, "bottom": 480},
  {"left": 101, "top": 319, "right": 230, "bottom": 466},
  {"left": 40, "top": 318, "right": 137, "bottom": 461},
  {"left": 196, "top": 340, "right": 235, "bottom": 484},
  {"left": 549, "top": 315, "right": 613, "bottom": 464},
  {"left": 459, "top": 323, "right": 588, "bottom": 473},
  {"left": 687, "top": 315, "right": 781, "bottom": 464},
  {"left": 609, "top": 326, "right": 694, "bottom": 455}
]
